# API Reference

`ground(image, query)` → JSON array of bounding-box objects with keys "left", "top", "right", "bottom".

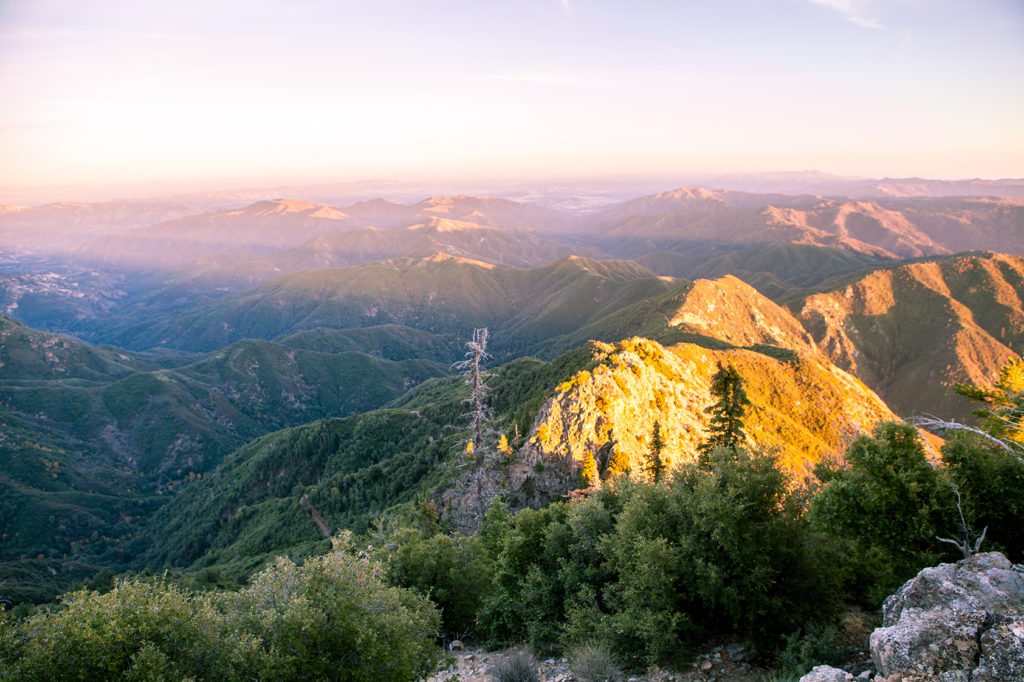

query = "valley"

[{"left": 1, "top": 179, "right": 1022, "bottom": 626}]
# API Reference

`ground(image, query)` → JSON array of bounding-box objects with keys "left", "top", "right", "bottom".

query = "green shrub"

[
  {"left": 491, "top": 650, "right": 541, "bottom": 682},
  {"left": 0, "top": 535, "right": 443, "bottom": 682},
  {"left": 371, "top": 524, "right": 494, "bottom": 638},
  {"left": 226, "top": 533, "right": 443, "bottom": 681},
  {"left": 597, "top": 449, "right": 842, "bottom": 665},
  {"left": 1, "top": 577, "right": 250, "bottom": 681},
  {"left": 809, "top": 422, "right": 955, "bottom": 604},
  {"left": 942, "top": 433, "right": 1024, "bottom": 562},
  {"left": 481, "top": 450, "right": 842, "bottom": 668},
  {"left": 776, "top": 624, "right": 845, "bottom": 679},
  {"left": 479, "top": 502, "right": 573, "bottom": 649}
]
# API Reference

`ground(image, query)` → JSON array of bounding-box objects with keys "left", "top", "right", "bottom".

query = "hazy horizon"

[{"left": 2, "top": 0, "right": 1023, "bottom": 192}]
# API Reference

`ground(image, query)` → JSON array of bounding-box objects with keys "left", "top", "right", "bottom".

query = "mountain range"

[{"left": 1, "top": 177, "right": 1021, "bottom": 604}]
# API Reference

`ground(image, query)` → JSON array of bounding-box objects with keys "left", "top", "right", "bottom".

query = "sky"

[{"left": 1, "top": 0, "right": 1023, "bottom": 190}]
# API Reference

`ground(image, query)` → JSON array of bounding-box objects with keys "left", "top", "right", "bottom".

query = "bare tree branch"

[
  {"left": 914, "top": 414, "right": 1024, "bottom": 463},
  {"left": 935, "top": 482, "right": 988, "bottom": 559},
  {"left": 452, "top": 328, "right": 492, "bottom": 459}
]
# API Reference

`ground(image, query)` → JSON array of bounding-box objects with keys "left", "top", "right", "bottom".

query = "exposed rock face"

[
  {"left": 525, "top": 337, "right": 894, "bottom": 479},
  {"left": 440, "top": 336, "right": 896, "bottom": 532},
  {"left": 975, "top": 614, "right": 1024, "bottom": 681},
  {"left": 799, "top": 665, "right": 853, "bottom": 682},
  {"left": 869, "top": 552, "right": 1024, "bottom": 681}
]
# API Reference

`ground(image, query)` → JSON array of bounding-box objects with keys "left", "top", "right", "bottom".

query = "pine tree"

[
  {"left": 698, "top": 362, "right": 750, "bottom": 459},
  {"left": 646, "top": 420, "right": 665, "bottom": 483},
  {"left": 497, "top": 434, "right": 513, "bottom": 456}
]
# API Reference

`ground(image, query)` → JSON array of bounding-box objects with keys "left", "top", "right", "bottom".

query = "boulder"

[
  {"left": 869, "top": 552, "right": 1024, "bottom": 680},
  {"left": 799, "top": 665, "right": 853, "bottom": 681},
  {"left": 973, "top": 614, "right": 1024, "bottom": 681}
]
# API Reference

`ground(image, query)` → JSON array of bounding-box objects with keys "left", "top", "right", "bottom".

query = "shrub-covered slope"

[
  {"left": 0, "top": 321, "right": 451, "bottom": 601},
  {"left": 794, "top": 252, "right": 1024, "bottom": 419},
  {"left": 84, "top": 256, "right": 680, "bottom": 353},
  {"left": 137, "top": 335, "right": 897, "bottom": 579}
]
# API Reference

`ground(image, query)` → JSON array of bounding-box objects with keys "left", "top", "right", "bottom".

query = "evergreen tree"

[
  {"left": 647, "top": 420, "right": 666, "bottom": 483},
  {"left": 698, "top": 362, "right": 750, "bottom": 458},
  {"left": 497, "top": 433, "right": 513, "bottom": 456}
]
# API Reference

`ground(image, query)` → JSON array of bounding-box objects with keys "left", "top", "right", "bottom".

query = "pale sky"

[{"left": 1, "top": 0, "right": 1022, "bottom": 189}]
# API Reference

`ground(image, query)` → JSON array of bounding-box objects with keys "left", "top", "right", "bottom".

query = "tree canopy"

[{"left": 698, "top": 362, "right": 750, "bottom": 458}]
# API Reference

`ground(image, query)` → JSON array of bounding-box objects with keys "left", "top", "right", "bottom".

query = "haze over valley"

[
  {"left": 2, "top": 1, "right": 1023, "bottom": 680},
  {"left": 3, "top": 175, "right": 1023, "bottom": 596}
]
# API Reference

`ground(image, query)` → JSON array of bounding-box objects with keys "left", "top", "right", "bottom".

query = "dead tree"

[
  {"left": 914, "top": 414, "right": 1024, "bottom": 464},
  {"left": 453, "top": 328, "right": 492, "bottom": 459},
  {"left": 936, "top": 483, "right": 988, "bottom": 559}
]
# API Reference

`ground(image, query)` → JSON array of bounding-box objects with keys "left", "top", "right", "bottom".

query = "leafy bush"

[
  {"left": 569, "top": 642, "right": 624, "bottom": 682},
  {"left": 594, "top": 448, "right": 842, "bottom": 665},
  {"left": 776, "top": 624, "right": 845, "bottom": 679},
  {"left": 490, "top": 650, "right": 541, "bottom": 682},
  {"left": 480, "top": 449, "right": 842, "bottom": 668},
  {"left": 226, "top": 533, "right": 443, "bottom": 681},
  {"left": 0, "top": 535, "right": 443, "bottom": 682},
  {"left": 942, "top": 433, "right": 1024, "bottom": 562},
  {"left": 1, "top": 577, "right": 250, "bottom": 681},
  {"left": 809, "top": 422, "right": 955, "bottom": 604},
  {"left": 371, "top": 523, "right": 494, "bottom": 638}
]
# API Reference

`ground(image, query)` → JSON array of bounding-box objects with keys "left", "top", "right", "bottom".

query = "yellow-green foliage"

[
  {"left": 956, "top": 356, "right": 1024, "bottom": 446},
  {"left": 581, "top": 452, "right": 599, "bottom": 486},
  {"left": 1, "top": 535, "right": 443, "bottom": 681},
  {"left": 498, "top": 433, "right": 513, "bottom": 455},
  {"left": 606, "top": 447, "right": 632, "bottom": 478}
]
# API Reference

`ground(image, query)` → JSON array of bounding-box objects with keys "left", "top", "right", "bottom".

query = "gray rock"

[
  {"left": 724, "top": 642, "right": 749, "bottom": 662},
  {"left": 869, "top": 552, "right": 1024, "bottom": 680},
  {"left": 973, "top": 614, "right": 1024, "bottom": 681},
  {"left": 799, "top": 665, "right": 853, "bottom": 682}
]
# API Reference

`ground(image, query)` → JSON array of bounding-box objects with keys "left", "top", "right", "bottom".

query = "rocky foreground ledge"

[{"left": 803, "top": 552, "right": 1024, "bottom": 682}]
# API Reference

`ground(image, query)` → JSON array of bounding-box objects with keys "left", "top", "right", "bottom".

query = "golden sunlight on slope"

[
  {"left": 523, "top": 337, "right": 894, "bottom": 479},
  {"left": 669, "top": 275, "right": 819, "bottom": 353},
  {"left": 795, "top": 253, "right": 1024, "bottom": 420}
]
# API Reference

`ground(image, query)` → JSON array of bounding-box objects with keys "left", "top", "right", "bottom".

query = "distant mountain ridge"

[
  {"left": 794, "top": 251, "right": 1024, "bottom": 420},
  {"left": 81, "top": 255, "right": 679, "bottom": 352},
  {"left": 593, "top": 188, "right": 1024, "bottom": 259},
  {"left": 74, "top": 195, "right": 578, "bottom": 270}
]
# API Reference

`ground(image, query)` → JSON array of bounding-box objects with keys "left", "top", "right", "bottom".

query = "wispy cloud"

[
  {"left": 524, "top": 0, "right": 571, "bottom": 22},
  {"left": 807, "top": 0, "right": 883, "bottom": 30}
]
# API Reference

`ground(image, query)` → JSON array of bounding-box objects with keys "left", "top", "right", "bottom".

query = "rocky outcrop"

[
  {"left": 869, "top": 552, "right": 1024, "bottom": 681},
  {"left": 440, "top": 335, "right": 897, "bottom": 532},
  {"left": 799, "top": 665, "right": 854, "bottom": 682},
  {"left": 525, "top": 337, "right": 895, "bottom": 479},
  {"left": 668, "top": 275, "right": 819, "bottom": 355}
]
